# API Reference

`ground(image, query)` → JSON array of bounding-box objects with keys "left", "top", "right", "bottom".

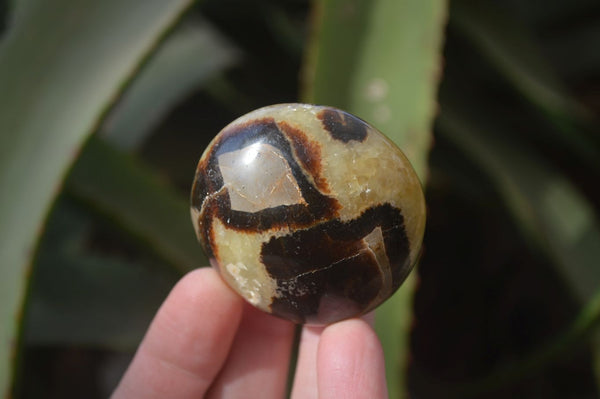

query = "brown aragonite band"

[{"left": 263, "top": 203, "right": 409, "bottom": 324}]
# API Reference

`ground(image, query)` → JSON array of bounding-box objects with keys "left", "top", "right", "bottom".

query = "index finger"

[{"left": 112, "top": 268, "right": 244, "bottom": 399}]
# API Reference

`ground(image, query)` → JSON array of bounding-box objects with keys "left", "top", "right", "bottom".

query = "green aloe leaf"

[
  {"left": 303, "top": 0, "right": 447, "bottom": 396},
  {"left": 101, "top": 17, "right": 239, "bottom": 150},
  {"left": 0, "top": 0, "right": 194, "bottom": 394},
  {"left": 66, "top": 136, "right": 206, "bottom": 274}
]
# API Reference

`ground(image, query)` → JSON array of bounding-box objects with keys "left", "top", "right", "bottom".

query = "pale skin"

[{"left": 112, "top": 267, "right": 388, "bottom": 399}]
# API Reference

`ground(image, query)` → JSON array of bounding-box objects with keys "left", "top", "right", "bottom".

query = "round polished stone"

[{"left": 190, "top": 103, "right": 426, "bottom": 325}]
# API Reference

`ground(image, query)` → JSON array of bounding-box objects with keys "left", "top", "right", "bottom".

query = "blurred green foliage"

[{"left": 0, "top": 0, "right": 599, "bottom": 397}]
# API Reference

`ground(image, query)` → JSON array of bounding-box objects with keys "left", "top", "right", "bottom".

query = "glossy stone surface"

[{"left": 190, "top": 104, "right": 426, "bottom": 325}]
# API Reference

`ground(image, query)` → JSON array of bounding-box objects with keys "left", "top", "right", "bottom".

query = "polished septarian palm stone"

[{"left": 190, "top": 103, "right": 426, "bottom": 325}]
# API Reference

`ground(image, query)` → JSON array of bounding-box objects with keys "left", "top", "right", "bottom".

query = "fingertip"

[
  {"left": 113, "top": 267, "right": 244, "bottom": 399},
  {"left": 176, "top": 266, "right": 238, "bottom": 303},
  {"left": 318, "top": 318, "right": 388, "bottom": 399},
  {"left": 361, "top": 311, "right": 376, "bottom": 327},
  {"left": 290, "top": 325, "right": 324, "bottom": 399},
  {"left": 206, "top": 303, "right": 295, "bottom": 399},
  {"left": 168, "top": 267, "right": 242, "bottom": 321}
]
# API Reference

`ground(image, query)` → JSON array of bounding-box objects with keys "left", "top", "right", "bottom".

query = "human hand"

[{"left": 112, "top": 268, "right": 388, "bottom": 398}]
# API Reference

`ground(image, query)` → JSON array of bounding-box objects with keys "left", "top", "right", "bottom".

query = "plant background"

[{"left": 1, "top": 0, "right": 599, "bottom": 398}]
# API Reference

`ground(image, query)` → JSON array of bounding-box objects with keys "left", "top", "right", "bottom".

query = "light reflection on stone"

[{"left": 218, "top": 143, "right": 306, "bottom": 213}]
